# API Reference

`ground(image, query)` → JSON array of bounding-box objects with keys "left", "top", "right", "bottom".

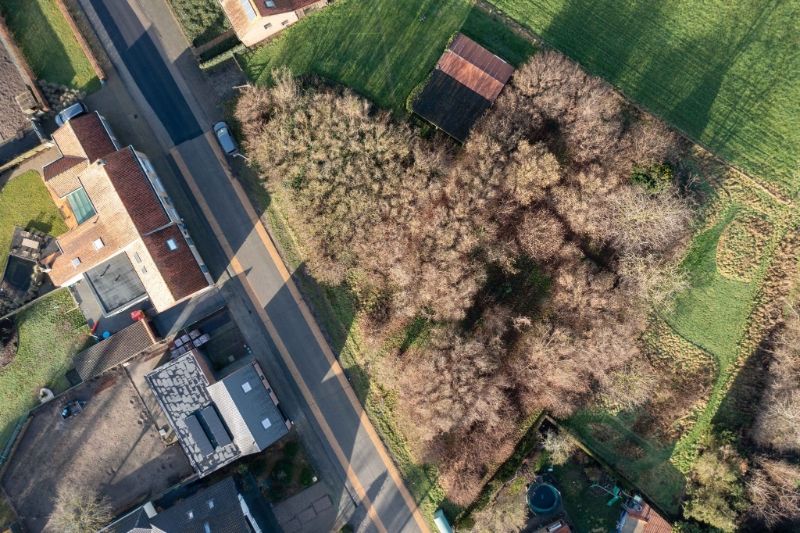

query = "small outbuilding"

[{"left": 413, "top": 33, "right": 514, "bottom": 142}]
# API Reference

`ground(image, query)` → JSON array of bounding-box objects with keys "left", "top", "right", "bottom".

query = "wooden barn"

[{"left": 413, "top": 33, "right": 514, "bottom": 142}]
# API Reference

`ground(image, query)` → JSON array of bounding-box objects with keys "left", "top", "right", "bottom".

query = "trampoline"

[{"left": 528, "top": 482, "right": 561, "bottom": 516}]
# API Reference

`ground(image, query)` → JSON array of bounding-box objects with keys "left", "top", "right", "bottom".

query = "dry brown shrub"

[
  {"left": 752, "top": 306, "right": 800, "bottom": 454},
  {"left": 746, "top": 458, "right": 800, "bottom": 528}
]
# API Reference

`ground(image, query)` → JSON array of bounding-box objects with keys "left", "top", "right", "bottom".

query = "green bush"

[
  {"left": 682, "top": 435, "right": 746, "bottom": 532},
  {"left": 631, "top": 163, "right": 674, "bottom": 192},
  {"left": 200, "top": 43, "right": 247, "bottom": 70},
  {"left": 168, "top": 0, "right": 230, "bottom": 46}
]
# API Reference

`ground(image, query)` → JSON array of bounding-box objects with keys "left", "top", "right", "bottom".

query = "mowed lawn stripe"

[
  {"left": 241, "top": 0, "right": 474, "bottom": 112},
  {"left": 488, "top": 0, "right": 800, "bottom": 193}
]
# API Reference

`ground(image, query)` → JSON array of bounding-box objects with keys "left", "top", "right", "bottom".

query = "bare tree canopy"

[
  {"left": 236, "top": 51, "right": 694, "bottom": 503},
  {"left": 49, "top": 485, "right": 112, "bottom": 533}
]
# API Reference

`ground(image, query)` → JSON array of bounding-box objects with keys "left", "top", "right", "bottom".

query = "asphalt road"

[{"left": 78, "top": 0, "right": 428, "bottom": 532}]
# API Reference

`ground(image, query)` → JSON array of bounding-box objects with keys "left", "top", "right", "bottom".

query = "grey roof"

[
  {"left": 103, "top": 477, "right": 251, "bottom": 533},
  {"left": 73, "top": 320, "right": 155, "bottom": 381},
  {"left": 150, "top": 477, "right": 249, "bottom": 533},
  {"left": 103, "top": 506, "right": 153, "bottom": 533},
  {"left": 207, "top": 362, "right": 288, "bottom": 454},
  {"left": 145, "top": 351, "right": 240, "bottom": 475},
  {"left": 199, "top": 405, "right": 233, "bottom": 448}
]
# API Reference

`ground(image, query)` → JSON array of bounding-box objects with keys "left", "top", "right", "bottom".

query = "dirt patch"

[
  {"left": 0, "top": 366, "right": 192, "bottom": 533},
  {"left": 0, "top": 318, "right": 18, "bottom": 369}
]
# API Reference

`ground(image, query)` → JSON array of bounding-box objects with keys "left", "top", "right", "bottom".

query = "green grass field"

[
  {"left": 240, "top": 0, "right": 534, "bottom": 113},
  {"left": 0, "top": 171, "right": 67, "bottom": 273},
  {"left": 0, "top": 289, "right": 88, "bottom": 447},
  {"left": 0, "top": 0, "right": 99, "bottom": 91},
  {"left": 488, "top": 0, "right": 800, "bottom": 193}
]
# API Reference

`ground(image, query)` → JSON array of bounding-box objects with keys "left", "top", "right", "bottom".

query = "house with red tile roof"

[
  {"left": 616, "top": 496, "right": 672, "bottom": 533},
  {"left": 41, "top": 112, "right": 211, "bottom": 315},
  {"left": 219, "top": 0, "right": 327, "bottom": 46}
]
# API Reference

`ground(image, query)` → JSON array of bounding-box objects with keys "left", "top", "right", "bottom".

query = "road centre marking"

[
  {"left": 202, "top": 133, "right": 431, "bottom": 532},
  {"left": 171, "top": 148, "right": 394, "bottom": 533}
]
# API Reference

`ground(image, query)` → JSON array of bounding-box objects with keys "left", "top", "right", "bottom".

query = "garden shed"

[{"left": 413, "top": 33, "right": 514, "bottom": 142}]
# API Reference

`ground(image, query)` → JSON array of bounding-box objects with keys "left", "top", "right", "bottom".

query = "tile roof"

[
  {"left": 104, "top": 477, "right": 251, "bottom": 533},
  {"left": 620, "top": 501, "right": 672, "bottom": 533},
  {"left": 42, "top": 155, "right": 85, "bottom": 182},
  {"left": 256, "top": 0, "right": 320, "bottom": 16},
  {"left": 149, "top": 477, "right": 249, "bottom": 533},
  {"left": 52, "top": 112, "right": 116, "bottom": 162},
  {"left": 72, "top": 319, "right": 156, "bottom": 381},
  {"left": 103, "top": 148, "right": 170, "bottom": 235},
  {"left": 141, "top": 224, "right": 208, "bottom": 302}
]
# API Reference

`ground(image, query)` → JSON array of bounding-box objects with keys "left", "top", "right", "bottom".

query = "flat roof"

[{"left": 85, "top": 252, "right": 147, "bottom": 313}]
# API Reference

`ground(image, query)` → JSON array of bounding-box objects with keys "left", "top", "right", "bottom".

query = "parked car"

[
  {"left": 55, "top": 101, "right": 88, "bottom": 126},
  {"left": 60, "top": 399, "right": 86, "bottom": 419},
  {"left": 213, "top": 121, "right": 238, "bottom": 155}
]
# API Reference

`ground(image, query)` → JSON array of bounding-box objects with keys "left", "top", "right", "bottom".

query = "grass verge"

[
  {"left": 487, "top": 0, "right": 800, "bottom": 194},
  {"left": 0, "top": 0, "right": 99, "bottom": 91},
  {"left": 0, "top": 171, "right": 67, "bottom": 273},
  {"left": 239, "top": 0, "right": 534, "bottom": 113},
  {"left": 0, "top": 288, "right": 89, "bottom": 447}
]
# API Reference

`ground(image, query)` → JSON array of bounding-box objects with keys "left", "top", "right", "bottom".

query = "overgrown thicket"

[
  {"left": 743, "top": 309, "right": 800, "bottom": 530},
  {"left": 237, "top": 53, "right": 694, "bottom": 503}
]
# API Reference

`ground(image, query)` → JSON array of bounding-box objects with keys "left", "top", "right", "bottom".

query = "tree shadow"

[
  {"left": 25, "top": 215, "right": 55, "bottom": 235},
  {"left": 538, "top": 0, "right": 797, "bottom": 188}
]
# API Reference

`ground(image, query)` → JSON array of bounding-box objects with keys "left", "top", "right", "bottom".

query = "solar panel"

[
  {"left": 185, "top": 413, "right": 214, "bottom": 456},
  {"left": 199, "top": 405, "right": 232, "bottom": 448}
]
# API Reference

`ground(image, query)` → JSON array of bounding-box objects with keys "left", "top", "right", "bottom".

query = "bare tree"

[
  {"left": 542, "top": 430, "right": 577, "bottom": 465},
  {"left": 49, "top": 485, "right": 112, "bottom": 533},
  {"left": 747, "top": 458, "right": 800, "bottom": 528}
]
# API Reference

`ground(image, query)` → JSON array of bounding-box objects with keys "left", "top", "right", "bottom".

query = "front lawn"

[
  {"left": 0, "top": 0, "right": 99, "bottom": 91},
  {"left": 0, "top": 170, "right": 67, "bottom": 273},
  {"left": 239, "top": 0, "right": 534, "bottom": 113},
  {"left": 0, "top": 289, "right": 89, "bottom": 448},
  {"left": 488, "top": 0, "right": 800, "bottom": 194}
]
